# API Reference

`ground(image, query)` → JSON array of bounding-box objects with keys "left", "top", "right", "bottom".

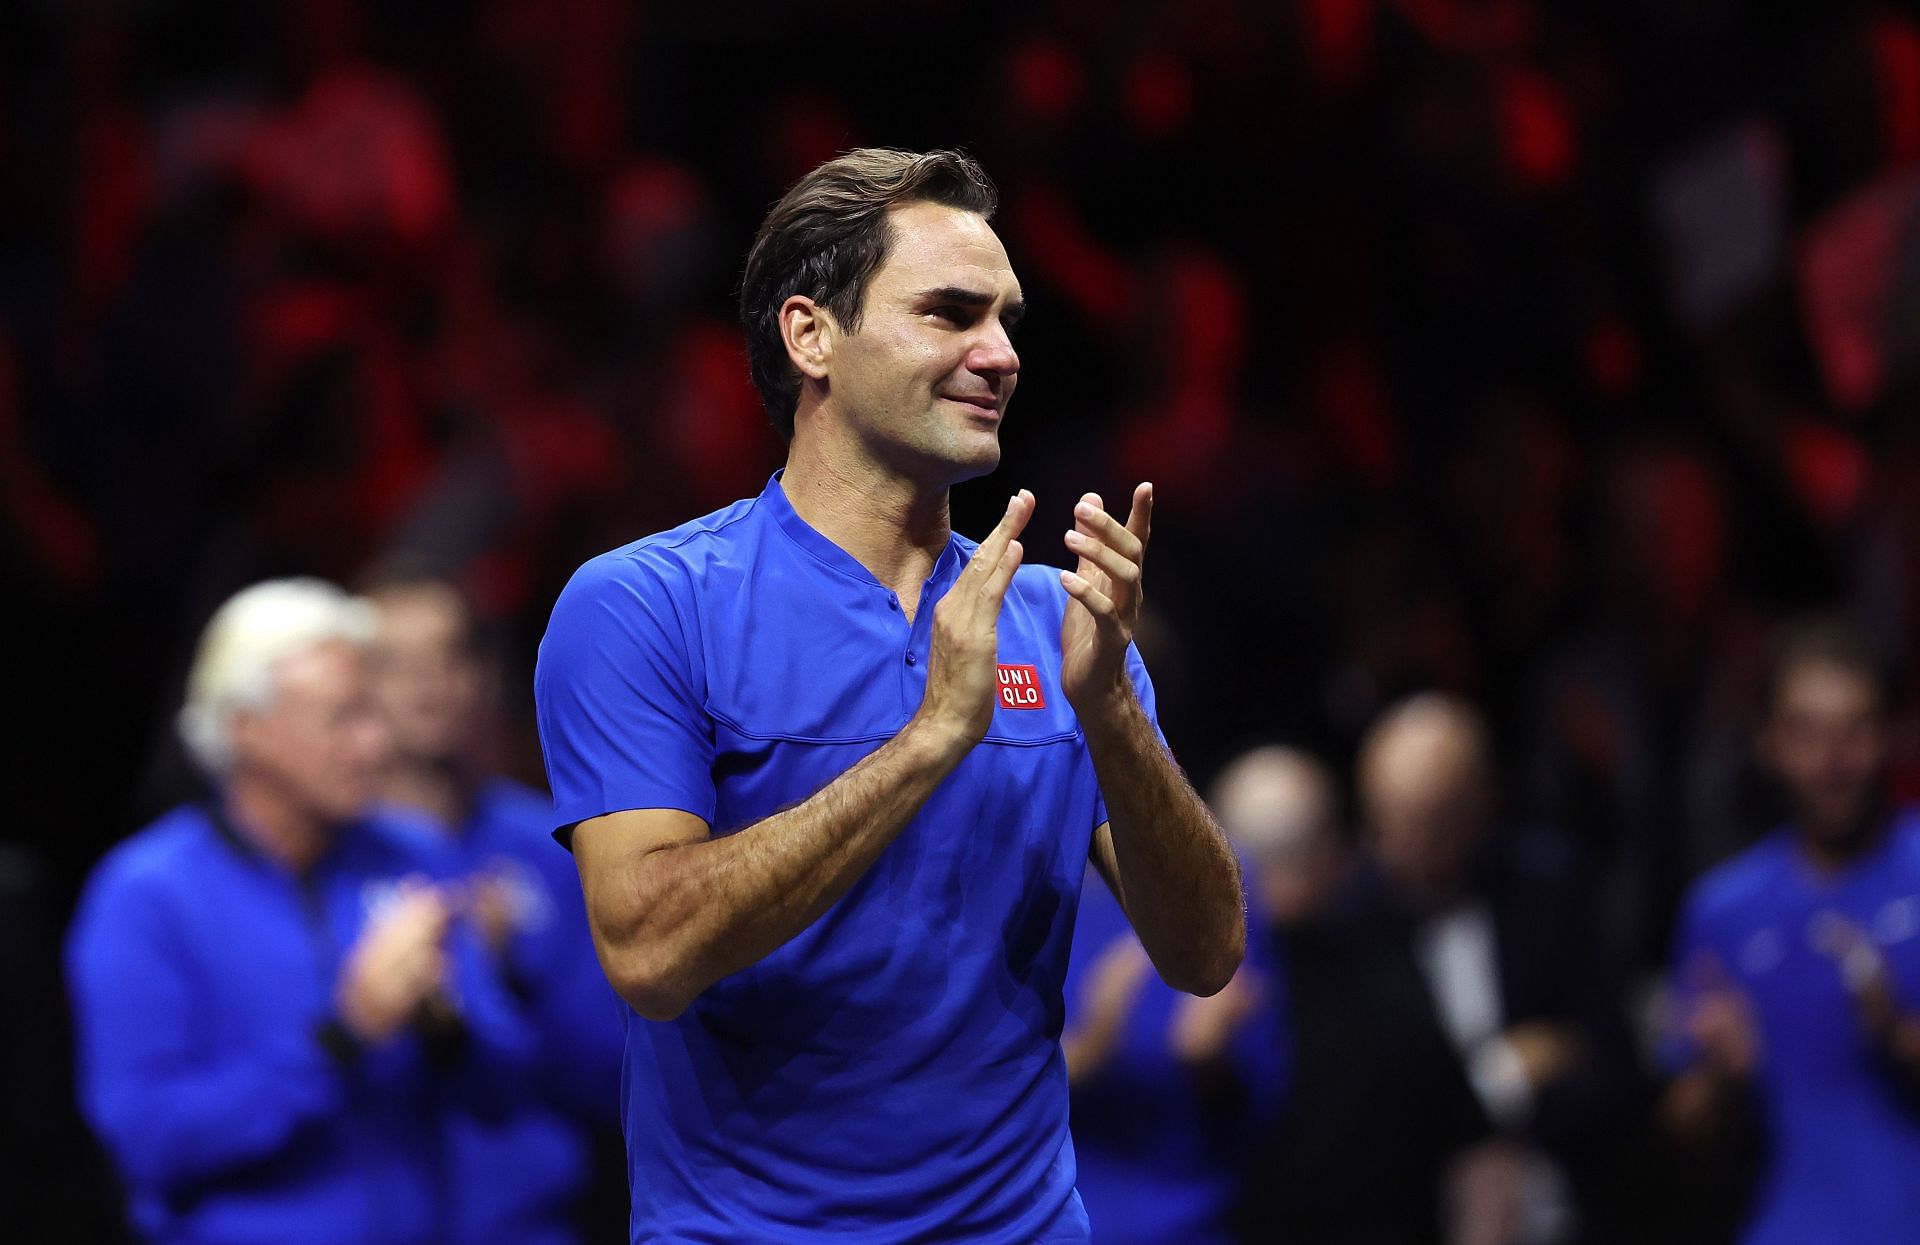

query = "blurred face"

[
  {"left": 230, "top": 640, "right": 391, "bottom": 825},
  {"left": 1215, "top": 753, "right": 1346, "bottom": 926},
  {"left": 1250, "top": 836, "right": 1346, "bottom": 927},
  {"left": 822, "top": 201, "right": 1023, "bottom": 482},
  {"left": 369, "top": 585, "right": 483, "bottom": 765},
  {"left": 1761, "top": 661, "right": 1888, "bottom": 845},
  {"left": 1363, "top": 732, "right": 1489, "bottom": 905}
]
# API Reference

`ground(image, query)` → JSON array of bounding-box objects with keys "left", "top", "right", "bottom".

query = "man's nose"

[{"left": 968, "top": 326, "right": 1020, "bottom": 378}]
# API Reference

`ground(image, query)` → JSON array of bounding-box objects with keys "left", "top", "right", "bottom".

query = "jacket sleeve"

[{"left": 66, "top": 871, "right": 349, "bottom": 1194}]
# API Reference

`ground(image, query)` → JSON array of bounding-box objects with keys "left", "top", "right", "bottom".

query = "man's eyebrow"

[{"left": 914, "top": 286, "right": 1028, "bottom": 324}]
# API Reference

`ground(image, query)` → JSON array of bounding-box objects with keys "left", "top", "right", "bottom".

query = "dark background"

[{"left": 4, "top": 0, "right": 1920, "bottom": 1238}]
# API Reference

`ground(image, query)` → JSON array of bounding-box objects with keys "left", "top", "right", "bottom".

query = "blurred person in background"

[
  {"left": 1248, "top": 695, "right": 1634, "bottom": 1245},
  {"left": 1201, "top": 745, "right": 1358, "bottom": 1245},
  {"left": 66, "top": 578, "right": 536, "bottom": 1245},
  {"left": 1661, "top": 618, "right": 1920, "bottom": 1245},
  {"left": 365, "top": 570, "right": 624, "bottom": 1245},
  {"left": 1213, "top": 744, "right": 1350, "bottom": 932},
  {"left": 1061, "top": 752, "right": 1293, "bottom": 1245}
]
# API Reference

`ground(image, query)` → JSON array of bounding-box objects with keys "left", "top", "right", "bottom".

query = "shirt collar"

[
  {"left": 760, "top": 469, "right": 965, "bottom": 591},
  {"left": 204, "top": 795, "right": 345, "bottom": 881}
]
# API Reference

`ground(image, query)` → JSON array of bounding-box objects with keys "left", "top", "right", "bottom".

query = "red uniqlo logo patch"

[{"left": 997, "top": 663, "right": 1046, "bottom": 710}]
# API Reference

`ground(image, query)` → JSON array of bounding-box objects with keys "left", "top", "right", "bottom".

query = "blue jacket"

[
  {"left": 379, "top": 779, "right": 624, "bottom": 1245},
  {"left": 66, "top": 802, "right": 537, "bottom": 1245}
]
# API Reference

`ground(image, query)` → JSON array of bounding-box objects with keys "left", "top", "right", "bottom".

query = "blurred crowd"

[{"left": 5, "top": 0, "right": 1920, "bottom": 1241}]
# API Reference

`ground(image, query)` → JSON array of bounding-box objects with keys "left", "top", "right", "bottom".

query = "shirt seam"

[
  {"left": 613, "top": 497, "right": 763, "bottom": 560},
  {"left": 706, "top": 702, "right": 1081, "bottom": 747}
]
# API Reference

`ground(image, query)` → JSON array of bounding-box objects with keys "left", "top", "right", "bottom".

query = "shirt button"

[
  {"left": 887, "top": 594, "right": 899, "bottom": 611},
  {"left": 905, "top": 653, "right": 917, "bottom": 666}
]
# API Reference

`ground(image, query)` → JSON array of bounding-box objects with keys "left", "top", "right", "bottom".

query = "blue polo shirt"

[
  {"left": 534, "top": 472, "right": 1158, "bottom": 1243},
  {"left": 1664, "top": 809, "right": 1920, "bottom": 1245}
]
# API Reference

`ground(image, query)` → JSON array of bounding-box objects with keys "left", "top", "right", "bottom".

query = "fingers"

[
  {"left": 1125, "top": 481, "right": 1153, "bottom": 548},
  {"left": 394, "top": 944, "right": 447, "bottom": 1001},
  {"left": 970, "top": 489, "right": 1034, "bottom": 579},
  {"left": 1073, "top": 492, "right": 1145, "bottom": 565},
  {"left": 1064, "top": 528, "right": 1141, "bottom": 593},
  {"left": 1059, "top": 569, "right": 1117, "bottom": 618},
  {"left": 982, "top": 539, "right": 1024, "bottom": 602}
]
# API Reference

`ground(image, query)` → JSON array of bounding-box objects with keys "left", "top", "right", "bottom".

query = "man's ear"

[{"left": 780, "top": 295, "right": 835, "bottom": 382}]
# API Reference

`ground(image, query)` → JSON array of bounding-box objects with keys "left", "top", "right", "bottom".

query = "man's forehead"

[
  {"left": 275, "top": 640, "right": 368, "bottom": 699},
  {"left": 375, "top": 589, "right": 466, "bottom": 643},
  {"left": 876, "top": 201, "right": 1019, "bottom": 295}
]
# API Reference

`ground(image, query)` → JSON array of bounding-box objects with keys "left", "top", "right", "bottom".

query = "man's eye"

[{"left": 930, "top": 307, "right": 967, "bottom": 325}]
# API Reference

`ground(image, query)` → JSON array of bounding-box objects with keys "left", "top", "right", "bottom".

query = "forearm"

[
  {"left": 1083, "top": 682, "right": 1244, "bottom": 995},
  {"left": 597, "top": 715, "right": 969, "bottom": 1019}
]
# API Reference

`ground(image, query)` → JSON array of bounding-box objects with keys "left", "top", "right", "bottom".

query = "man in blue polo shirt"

[
  {"left": 534, "top": 148, "right": 1246, "bottom": 1242},
  {"left": 1662, "top": 619, "right": 1920, "bottom": 1245}
]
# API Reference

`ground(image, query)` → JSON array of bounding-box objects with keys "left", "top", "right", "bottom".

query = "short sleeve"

[
  {"left": 534, "top": 552, "right": 717, "bottom": 846},
  {"left": 1092, "top": 642, "right": 1164, "bottom": 831}
]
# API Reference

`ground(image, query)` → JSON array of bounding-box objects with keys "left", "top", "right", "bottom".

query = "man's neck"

[
  {"left": 378, "top": 758, "right": 475, "bottom": 831},
  {"left": 224, "top": 775, "right": 335, "bottom": 876},
  {"left": 1800, "top": 807, "right": 1891, "bottom": 875},
  {"left": 780, "top": 427, "right": 953, "bottom": 607}
]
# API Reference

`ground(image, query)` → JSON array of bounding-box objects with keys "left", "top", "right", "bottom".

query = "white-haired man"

[{"left": 67, "top": 578, "right": 535, "bottom": 1245}]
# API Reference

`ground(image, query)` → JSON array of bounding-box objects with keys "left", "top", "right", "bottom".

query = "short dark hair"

[
  {"left": 1763, "top": 615, "right": 1896, "bottom": 718},
  {"left": 739, "top": 148, "right": 999, "bottom": 438}
]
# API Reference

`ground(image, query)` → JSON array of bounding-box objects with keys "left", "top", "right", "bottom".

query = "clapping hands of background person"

[
  {"left": 464, "top": 869, "right": 525, "bottom": 956},
  {"left": 1062, "top": 937, "right": 1153, "bottom": 1084},
  {"left": 1171, "top": 968, "right": 1264, "bottom": 1070},
  {"left": 1681, "top": 952, "right": 1761, "bottom": 1080},
  {"left": 335, "top": 876, "right": 455, "bottom": 1045}
]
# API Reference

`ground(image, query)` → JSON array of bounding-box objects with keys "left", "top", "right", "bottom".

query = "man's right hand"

[
  {"left": 336, "top": 877, "right": 453, "bottom": 1045},
  {"left": 1503, "top": 1020, "right": 1584, "bottom": 1091},
  {"left": 914, "top": 490, "right": 1033, "bottom": 751},
  {"left": 1682, "top": 951, "right": 1760, "bottom": 1079}
]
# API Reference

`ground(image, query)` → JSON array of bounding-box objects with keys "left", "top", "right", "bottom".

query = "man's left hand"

[{"left": 1060, "top": 482, "right": 1151, "bottom": 715}]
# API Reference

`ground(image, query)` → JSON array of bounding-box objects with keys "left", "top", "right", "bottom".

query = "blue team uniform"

[
  {"left": 66, "top": 802, "right": 538, "bottom": 1245},
  {"left": 379, "top": 778, "right": 625, "bottom": 1245},
  {"left": 534, "top": 471, "right": 1160, "bottom": 1243},
  {"left": 1063, "top": 872, "right": 1287, "bottom": 1245},
  {"left": 1666, "top": 808, "right": 1920, "bottom": 1245}
]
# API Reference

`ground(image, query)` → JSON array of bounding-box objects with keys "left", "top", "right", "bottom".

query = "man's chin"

[
  {"left": 954, "top": 443, "right": 1002, "bottom": 481},
  {"left": 941, "top": 428, "right": 1003, "bottom": 479},
  {"left": 308, "top": 787, "right": 375, "bottom": 828}
]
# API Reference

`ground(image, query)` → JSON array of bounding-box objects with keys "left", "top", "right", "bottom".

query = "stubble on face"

[{"left": 825, "top": 201, "right": 1024, "bottom": 486}]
